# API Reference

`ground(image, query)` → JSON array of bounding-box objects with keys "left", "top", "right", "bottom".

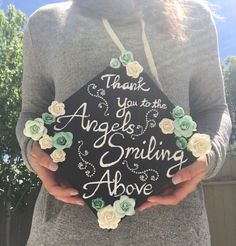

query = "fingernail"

[
  {"left": 49, "top": 163, "right": 58, "bottom": 171},
  {"left": 77, "top": 201, "right": 84, "bottom": 206},
  {"left": 147, "top": 197, "right": 156, "bottom": 202},
  {"left": 172, "top": 175, "right": 181, "bottom": 185},
  {"left": 71, "top": 191, "right": 79, "bottom": 196}
]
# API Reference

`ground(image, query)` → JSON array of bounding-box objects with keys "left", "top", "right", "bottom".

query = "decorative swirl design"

[
  {"left": 131, "top": 109, "right": 159, "bottom": 140},
  {"left": 77, "top": 140, "right": 96, "bottom": 177},
  {"left": 87, "top": 83, "right": 109, "bottom": 116},
  {"left": 122, "top": 160, "right": 159, "bottom": 182}
]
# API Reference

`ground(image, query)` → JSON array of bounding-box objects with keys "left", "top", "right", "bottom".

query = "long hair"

[{"left": 70, "top": 0, "right": 220, "bottom": 42}]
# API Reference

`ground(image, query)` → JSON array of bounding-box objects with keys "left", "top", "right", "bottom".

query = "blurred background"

[{"left": 0, "top": 1, "right": 235, "bottom": 246}]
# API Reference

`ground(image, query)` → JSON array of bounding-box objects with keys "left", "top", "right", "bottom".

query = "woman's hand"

[
  {"left": 29, "top": 141, "right": 85, "bottom": 206},
  {"left": 137, "top": 155, "right": 208, "bottom": 212}
]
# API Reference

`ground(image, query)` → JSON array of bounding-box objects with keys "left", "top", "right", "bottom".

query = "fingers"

[
  {"left": 39, "top": 167, "right": 78, "bottom": 197},
  {"left": 54, "top": 196, "right": 85, "bottom": 206},
  {"left": 30, "top": 141, "right": 58, "bottom": 172},
  {"left": 172, "top": 156, "right": 208, "bottom": 185},
  {"left": 30, "top": 142, "right": 84, "bottom": 206},
  {"left": 137, "top": 201, "right": 156, "bottom": 212},
  {"left": 147, "top": 175, "right": 200, "bottom": 206},
  {"left": 36, "top": 164, "right": 85, "bottom": 206},
  {"left": 138, "top": 157, "right": 208, "bottom": 212}
]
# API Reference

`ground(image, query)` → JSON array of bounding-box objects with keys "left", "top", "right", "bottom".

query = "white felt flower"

[
  {"left": 48, "top": 101, "right": 65, "bottom": 117},
  {"left": 97, "top": 205, "right": 121, "bottom": 230},
  {"left": 39, "top": 134, "right": 53, "bottom": 149},
  {"left": 187, "top": 133, "right": 212, "bottom": 157},
  {"left": 126, "top": 61, "right": 144, "bottom": 78},
  {"left": 113, "top": 195, "right": 135, "bottom": 218},
  {"left": 23, "top": 118, "right": 47, "bottom": 141},
  {"left": 50, "top": 149, "right": 66, "bottom": 163},
  {"left": 159, "top": 118, "right": 175, "bottom": 134}
]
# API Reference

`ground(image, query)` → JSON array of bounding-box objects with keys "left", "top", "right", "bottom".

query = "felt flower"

[
  {"left": 174, "top": 115, "right": 197, "bottom": 138},
  {"left": 48, "top": 101, "right": 65, "bottom": 117},
  {"left": 97, "top": 205, "right": 122, "bottom": 230},
  {"left": 23, "top": 118, "right": 47, "bottom": 141},
  {"left": 50, "top": 149, "right": 66, "bottom": 163},
  {"left": 119, "top": 51, "right": 134, "bottom": 66},
  {"left": 42, "top": 112, "right": 56, "bottom": 125},
  {"left": 126, "top": 61, "right": 144, "bottom": 78},
  {"left": 52, "top": 132, "right": 73, "bottom": 150},
  {"left": 187, "top": 133, "right": 212, "bottom": 157},
  {"left": 39, "top": 134, "right": 53, "bottom": 149},
  {"left": 113, "top": 195, "right": 135, "bottom": 218},
  {"left": 176, "top": 137, "right": 188, "bottom": 149},
  {"left": 110, "top": 58, "right": 121, "bottom": 69},
  {"left": 159, "top": 118, "right": 175, "bottom": 135},
  {"left": 171, "top": 106, "right": 185, "bottom": 119},
  {"left": 92, "top": 198, "right": 105, "bottom": 211}
]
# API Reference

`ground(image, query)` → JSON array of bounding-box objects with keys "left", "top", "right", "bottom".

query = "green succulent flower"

[
  {"left": 171, "top": 106, "right": 185, "bottom": 119},
  {"left": 42, "top": 112, "right": 56, "bottom": 125},
  {"left": 110, "top": 58, "right": 121, "bottom": 69},
  {"left": 174, "top": 115, "right": 197, "bottom": 138},
  {"left": 52, "top": 132, "right": 73, "bottom": 150},
  {"left": 23, "top": 118, "right": 47, "bottom": 141},
  {"left": 119, "top": 51, "right": 134, "bottom": 66},
  {"left": 92, "top": 198, "right": 105, "bottom": 211},
  {"left": 176, "top": 137, "right": 188, "bottom": 149},
  {"left": 113, "top": 195, "right": 135, "bottom": 218}
]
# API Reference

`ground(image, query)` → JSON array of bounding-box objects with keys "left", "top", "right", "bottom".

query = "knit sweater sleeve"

[
  {"left": 188, "top": 3, "right": 232, "bottom": 180},
  {"left": 15, "top": 20, "right": 54, "bottom": 173}
]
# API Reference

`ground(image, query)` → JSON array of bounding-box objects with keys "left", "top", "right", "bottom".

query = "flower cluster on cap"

[
  {"left": 91, "top": 195, "right": 136, "bottom": 230},
  {"left": 110, "top": 50, "right": 144, "bottom": 79},
  {"left": 23, "top": 100, "right": 73, "bottom": 163},
  {"left": 159, "top": 106, "right": 212, "bottom": 157}
]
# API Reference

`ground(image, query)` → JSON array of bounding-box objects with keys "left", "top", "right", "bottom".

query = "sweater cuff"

[
  {"left": 21, "top": 138, "right": 37, "bottom": 174},
  {"left": 203, "top": 149, "right": 224, "bottom": 181}
]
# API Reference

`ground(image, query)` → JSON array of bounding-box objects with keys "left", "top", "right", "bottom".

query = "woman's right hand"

[{"left": 29, "top": 141, "right": 85, "bottom": 206}]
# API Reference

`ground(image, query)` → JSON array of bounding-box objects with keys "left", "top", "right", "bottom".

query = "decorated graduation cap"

[{"left": 23, "top": 16, "right": 212, "bottom": 230}]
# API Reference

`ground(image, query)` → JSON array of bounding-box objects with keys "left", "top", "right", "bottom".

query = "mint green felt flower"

[
  {"left": 171, "top": 106, "right": 185, "bottom": 119},
  {"left": 174, "top": 115, "right": 197, "bottom": 138},
  {"left": 113, "top": 195, "right": 135, "bottom": 218},
  {"left": 176, "top": 137, "right": 188, "bottom": 149},
  {"left": 52, "top": 132, "right": 73, "bottom": 150},
  {"left": 110, "top": 58, "right": 121, "bottom": 69},
  {"left": 92, "top": 198, "right": 105, "bottom": 211},
  {"left": 23, "top": 118, "right": 47, "bottom": 141},
  {"left": 42, "top": 112, "right": 56, "bottom": 125},
  {"left": 119, "top": 51, "right": 134, "bottom": 66}
]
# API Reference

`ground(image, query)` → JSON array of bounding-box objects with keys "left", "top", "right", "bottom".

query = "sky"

[{"left": 0, "top": 0, "right": 235, "bottom": 60}]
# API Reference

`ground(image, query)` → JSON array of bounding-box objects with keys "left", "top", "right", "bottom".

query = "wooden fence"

[
  {"left": 203, "top": 156, "right": 236, "bottom": 246},
  {"left": 0, "top": 157, "right": 235, "bottom": 246}
]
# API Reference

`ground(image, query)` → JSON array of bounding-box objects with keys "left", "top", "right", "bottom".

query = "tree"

[
  {"left": 0, "top": 4, "right": 41, "bottom": 246},
  {"left": 223, "top": 56, "right": 236, "bottom": 155}
]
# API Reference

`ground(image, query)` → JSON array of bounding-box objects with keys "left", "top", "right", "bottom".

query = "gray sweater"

[{"left": 15, "top": 0, "right": 232, "bottom": 245}]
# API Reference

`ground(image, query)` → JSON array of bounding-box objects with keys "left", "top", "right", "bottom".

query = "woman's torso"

[{"left": 26, "top": 1, "right": 212, "bottom": 245}]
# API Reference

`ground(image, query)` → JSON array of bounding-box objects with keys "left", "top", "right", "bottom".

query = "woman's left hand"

[{"left": 137, "top": 155, "right": 209, "bottom": 212}]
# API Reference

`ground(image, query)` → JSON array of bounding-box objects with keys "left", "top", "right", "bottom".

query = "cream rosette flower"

[
  {"left": 126, "top": 61, "right": 144, "bottom": 79},
  {"left": 159, "top": 118, "right": 175, "bottom": 134},
  {"left": 50, "top": 149, "right": 66, "bottom": 163},
  {"left": 97, "top": 205, "right": 122, "bottom": 230},
  {"left": 39, "top": 134, "right": 53, "bottom": 149},
  {"left": 187, "top": 133, "right": 212, "bottom": 157},
  {"left": 48, "top": 101, "right": 65, "bottom": 117}
]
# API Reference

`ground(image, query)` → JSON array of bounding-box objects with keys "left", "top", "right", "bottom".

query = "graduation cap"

[{"left": 23, "top": 51, "right": 212, "bottom": 230}]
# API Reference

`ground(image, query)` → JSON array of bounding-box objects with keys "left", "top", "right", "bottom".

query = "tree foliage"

[{"left": 0, "top": 4, "right": 41, "bottom": 212}]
